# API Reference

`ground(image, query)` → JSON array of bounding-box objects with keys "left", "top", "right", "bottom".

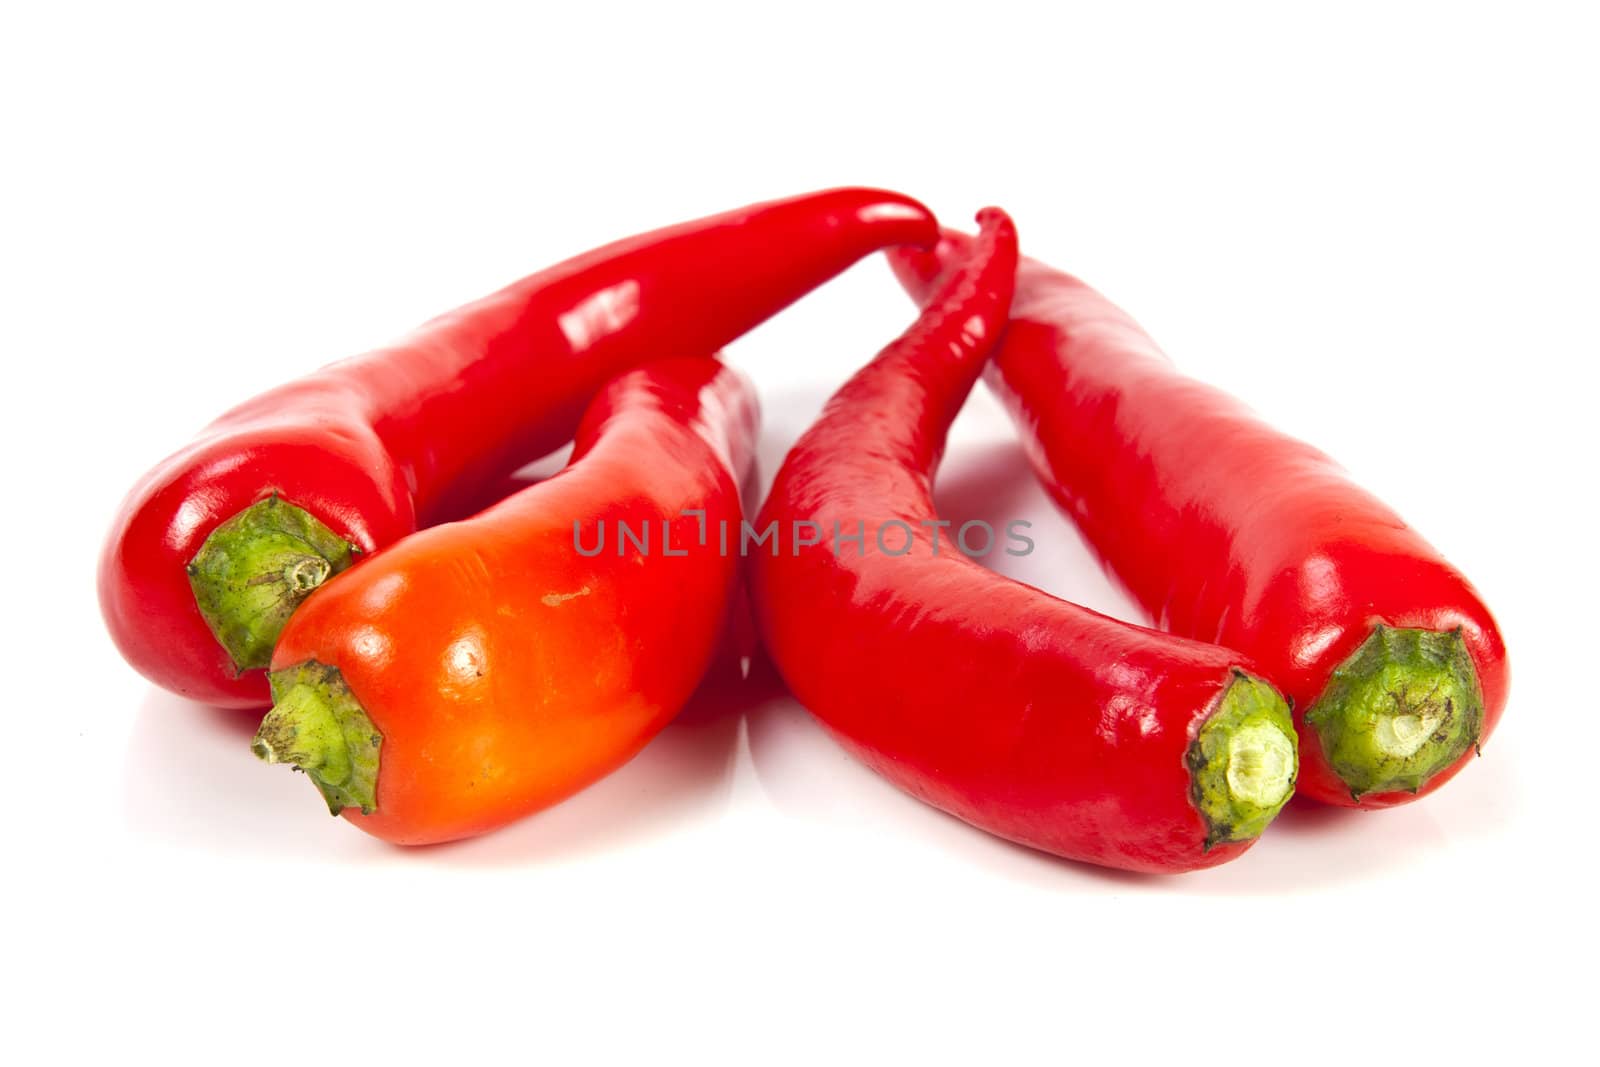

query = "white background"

[{"left": 3, "top": 2, "right": 1595, "bottom": 1061}]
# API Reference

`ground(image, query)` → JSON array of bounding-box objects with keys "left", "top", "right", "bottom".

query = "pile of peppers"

[{"left": 100, "top": 188, "right": 1507, "bottom": 873}]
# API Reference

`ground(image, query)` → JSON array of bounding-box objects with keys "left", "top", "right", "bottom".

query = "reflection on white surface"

[{"left": 121, "top": 661, "right": 748, "bottom": 867}]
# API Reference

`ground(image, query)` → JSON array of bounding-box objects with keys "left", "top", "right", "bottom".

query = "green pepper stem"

[
  {"left": 1305, "top": 625, "right": 1484, "bottom": 800},
  {"left": 255, "top": 662, "right": 382, "bottom": 816},
  {"left": 1188, "top": 672, "right": 1298, "bottom": 849},
  {"left": 187, "top": 495, "right": 359, "bottom": 672}
]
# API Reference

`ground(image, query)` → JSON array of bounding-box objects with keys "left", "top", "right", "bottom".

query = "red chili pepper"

[
  {"left": 99, "top": 188, "right": 936, "bottom": 708},
  {"left": 751, "top": 210, "right": 1299, "bottom": 873},
  {"left": 255, "top": 356, "right": 754, "bottom": 845},
  {"left": 891, "top": 232, "right": 1507, "bottom": 808}
]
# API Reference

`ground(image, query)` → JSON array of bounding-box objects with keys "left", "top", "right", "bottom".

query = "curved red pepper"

[
  {"left": 752, "top": 210, "right": 1299, "bottom": 874},
  {"left": 258, "top": 356, "right": 755, "bottom": 844},
  {"left": 100, "top": 187, "right": 937, "bottom": 708},
  {"left": 891, "top": 232, "right": 1507, "bottom": 808}
]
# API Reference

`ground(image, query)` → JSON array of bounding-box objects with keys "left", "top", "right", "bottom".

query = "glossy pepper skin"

[
  {"left": 259, "top": 356, "right": 755, "bottom": 845},
  {"left": 890, "top": 232, "right": 1507, "bottom": 808},
  {"left": 751, "top": 210, "right": 1298, "bottom": 874},
  {"left": 99, "top": 187, "right": 937, "bottom": 708}
]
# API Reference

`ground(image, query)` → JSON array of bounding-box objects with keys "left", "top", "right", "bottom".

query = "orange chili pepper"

[{"left": 254, "top": 356, "right": 756, "bottom": 845}]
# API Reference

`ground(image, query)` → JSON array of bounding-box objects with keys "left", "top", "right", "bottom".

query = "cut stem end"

[
  {"left": 187, "top": 496, "right": 358, "bottom": 673},
  {"left": 1189, "top": 672, "right": 1299, "bottom": 849},
  {"left": 1305, "top": 626, "right": 1484, "bottom": 800},
  {"left": 255, "top": 661, "right": 382, "bottom": 816}
]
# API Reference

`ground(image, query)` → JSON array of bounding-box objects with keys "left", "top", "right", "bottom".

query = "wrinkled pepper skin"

[
  {"left": 267, "top": 357, "right": 755, "bottom": 845},
  {"left": 752, "top": 211, "right": 1297, "bottom": 873},
  {"left": 890, "top": 232, "right": 1508, "bottom": 808},
  {"left": 100, "top": 187, "right": 937, "bottom": 708}
]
